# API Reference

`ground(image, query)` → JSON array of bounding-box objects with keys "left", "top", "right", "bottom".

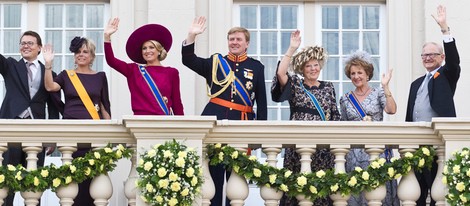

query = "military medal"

[
  {"left": 244, "top": 69, "right": 253, "bottom": 80},
  {"left": 245, "top": 81, "right": 253, "bottom": 90},
  {"left": 94, "top": 104, "right": 100, "bottom": 111}
]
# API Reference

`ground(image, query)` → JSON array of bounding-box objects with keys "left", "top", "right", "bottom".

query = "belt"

[{"left": 210, "top": 97, "right": 253, "bottom": 120}]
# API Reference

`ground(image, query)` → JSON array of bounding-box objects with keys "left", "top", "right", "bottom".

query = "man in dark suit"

[
  {"left": 0, "top": 30, "right": 61, "bottom": 206},
  {"left": 405, "top": 5, "right": 460, "bottom": 206},
  {"left": 182, "top": 16, "right": 267, "bottom": 206}
]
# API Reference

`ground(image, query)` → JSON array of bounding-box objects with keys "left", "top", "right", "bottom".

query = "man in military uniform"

[{"left": 182, "top": 16, "right": 267, "bottom": 206}]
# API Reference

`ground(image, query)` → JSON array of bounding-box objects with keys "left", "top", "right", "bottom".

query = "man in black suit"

[
  {"left": 0, "top": 30, "right": 61, "bottom": 206},
  {"left": 405, "top": 5, "right": 460, "bottom": 206}
]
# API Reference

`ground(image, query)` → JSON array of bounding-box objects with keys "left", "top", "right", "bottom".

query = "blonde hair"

[
  {"left": 146, "top": 40, "right": 168, "bottom": 61},
  {"left": 227, "top": 27, "right": 250, "bottom": 42},
  {"left": 291, "top": 46, "right": 327, "bottom": 74}
]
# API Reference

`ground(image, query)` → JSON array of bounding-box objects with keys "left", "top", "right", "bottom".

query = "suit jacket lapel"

[{"left": 16, "top": 59, "right": 31, "bottom": 96}]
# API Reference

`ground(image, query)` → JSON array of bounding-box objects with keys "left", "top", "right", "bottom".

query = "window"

[
  {"left": 234, "top": 4, "right": 303, "bottom": 120},
  {"left": 42, "top": 3, "right": 109, "bottom": 74},
  {"left": 318, "top": 4, "right": 386, "bottom": 102}
]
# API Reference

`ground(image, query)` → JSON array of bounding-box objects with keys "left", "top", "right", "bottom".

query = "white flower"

[
  {"left": 104, "top": 147, "right": 113, "bottom": 153},
  {"left": 354, "top": 167, "right": 362, "bottom": 172},
  {"left": 147, "top": 149, "right": 156, "bottom": 158},
  {"left": 94, "top": 152, "right": 101, "bottom": 159},
  {"left": 404, "top": 152, "right": 413, "bottom": 158},
  {"left": 422, "top": 147, "right": 430, "bottom": 156},
  {"left": 330, "top": 184, "right": 339, "bottom": 192},
  {"left": 231, "top": 151, "right": 239, "bottom": 159},
  {"left": 362, "top": 171, "right": 370, "bottom": 180},
  {"left": 175, "top": 157, "right": 186, "bottom": 167},
  {"left": 316, "top": 170, "right": 325, "bottom": 178},
  {"left": 348, "top": 176, "right": 357, "bottom": 186},
  {"left": 157, "top": 168, "right": 167, "bottom": 177},
  {"left": 169, "top": 172, "right": 178, "bottom": 181},
  {"left": 297, "top": 176, "right": 307, "bottom": 186},
  {"left": 269, "top": 174, "right": 277, "bottom": 184},
  {"left": 284, "top": 170, "right": 292, "bottom": 178},
  {"left": 253, "top": 168, "right": 262, "bottom": 177},
  {"left": 309, "top": 186, "right": 318, "bottom": 194},
  {"left": 143, "top": 162, "right": 153, "bottom": 171},
  {"left": 186, "top": 167, "right": 195, "bottom": 177}
]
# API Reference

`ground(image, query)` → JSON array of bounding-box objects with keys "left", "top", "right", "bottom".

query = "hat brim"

[{"left": 126, "top": 24, "right": 173, "bottom": 64}]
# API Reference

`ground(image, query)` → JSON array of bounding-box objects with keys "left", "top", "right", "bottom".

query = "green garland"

[
  {"left": 0, "top": 144, "right": 133, "bottom": 192},
  {"left": 443, "top": 147, "right": 470, "bottom": 205},
  {"left": 206, "top": 144, "right": 435, "bottom": 200}
]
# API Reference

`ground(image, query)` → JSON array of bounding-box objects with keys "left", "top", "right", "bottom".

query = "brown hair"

[
  {"left": 344, "top": 57, "right": 374, "bottom": 80},
  {"left": 21, "top": 30, "right": 42, "bottom": 54}
]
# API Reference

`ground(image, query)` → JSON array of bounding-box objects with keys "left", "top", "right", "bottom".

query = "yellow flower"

[
  {"left": 138, "top": 159, "right": 144, "bottom": 166},
  {"left": 348, "top": 176, "right": 357, "bottom": 186},
  {"left": 370, "top": 161, "right": 380, "bottom": 169},
  {"left": 175, "top": 157, "right": 185, "bottom": 167},
  {"left": 7, "top": 165, "right": 16, "bottom": 171},
  {"left": 153, "top": 144, "right": 161, "bottom": 149},
  {"left": 104, "top": 147, "right": 112, "bottom": 153},
  {"left": 117, "top": 144, "right": 125, "bottom": 151},
  {"left": 41, "top": 170, "right": 49, "bottom": 178},
  {"left": 378, "top": 158, "right": 386, "bottom": 166},
  {"left": 0, "top": 175, "right": 4, "bottom": 183},
  {"left": 158, "top": 168, "right": 167, "bottom": 177},
  {"left": 144, "top": 162, "right": 153, "bottom": 171},
  {"left": 456, "top": 182, "right": 465, "bottom": 192},
  {"left": 269, "top": 174, "right": 277, "bottom": 184},
  {"left": 116, "top": 150, "right": 122, "bottom": 158},
  {"left": 155, "top": 196, "right": 163, "bottom": 203},
  {"left": 169, "top": 172, "right": 178, "bottom": 181},
  {"left": 309, "top": 186, "right": 318, "bottom": 194},
  {"left": 362, "top": 171, "right": 370, "bottom": 180},
  {"left": 181, "top": 188, "right": 190, "bottom": 196},
  {"left": 15, "top": 171, "right": 22, "bottom": 180},
  {"left": 280, "top": 184, "right": 289, "bottom": 192},
  {"left": 390, "top": 157, "right": 399, "bottom": 162},
  {"left": 33, "top": 177, "right": 40, "bottom": 186},
  {"left": 394, "top": 174, "right": 402, "bottom": 179},
  {"left": 231, "top": 151, "right": 239, "bottom": 159},
  {"left": 158, "top": 179, "right": 169, "bottom": 188},
  {"left": 404, "top": 152, "right": 413, "bottom": 158},
  {"left": 52, "top": 178, "right": 61, "bottom": 187},
  {"left": 218, "top": 152, "right": 224, "bottom": 161},
  {"left": 316, "top": 170, "right": 325, "bottom": 178},
  {"left": 443, "top": 165, "right": 448, "bottom": 174},
  {"left": 297, "top": 176, "right": 307, "bottom": 186},
  {"left": 253, "top": 168, "right": 262, "bottom": 177},
  {"left": 147, "top": 149, "right": 156, "bottom": 158},
  {"left": 461, "top": 150, "right": 469, "bottom": 156},
  {"left": 284, "top": 170, "right": 292, "bottom": 178},
  {"left": 453, "top": 165, "right": 461, "bottom": 174},
  {"left": 467, "top": 170, "right": 470, "bottom": 177},
  {"left": 89, "top": 159, "right": 95, "bottom": 165},
  {"left": 168, "top": 198, "right": 178, "bottom": 206},
  {"left": 164, "top": 150, "right": 173, "bottom": 158},
  {"left": 69, "top": 165, "right": 77, "bottom": 173},
  {"left": 418, "top": 158, "right": 425, "bottom": 167},
  {"left": 233, "top": 165, "right": 240, "bottom": 173},
  {"left": 388, "top": 168, "right": 395, "bottom": 178},
  {"left": 65, "top": 176, "right": 72, "bottom": 184},
  {"left": 215, "top": 143, "right": 222, "bottom": 148},
  {"left": 330, "top": 184, "right": 339, "bottom": 192},
  {"left": 442, "top": 176, "right": 447, "bottom": 184},
  {"left": 145, "top": 183, "right": 153, "bottom": 192},
  {"left": 85, "top": 167, "right": 91, "bottom": 176},
  {"left": 407, "top": 166, "right": 411, "bottom": 172},
  {"left": 460, "top": 194, "right": 468, "bottom": 203},
  {"left": 422, "top": 147, "right": 430, "bottom": 156},
  {"left": 94, "top": 152, "right": 101, "bottom": 159},
  {"left": 191, "top": 176, "right": 198, "bottom": 186},
  {"left": 354, "top": 167, "right": 362, "bottom": 172},
  {"left": 178, "top": 151, "right": 187, "bottom": 158},
  {"left": 171, "top": 182, "right": 181, "bottom": 192},
  {"left": 448, "top": 194, "right": 454, "bottom": 200},
  {"left": 249, "top": 156, "right": 257, "bottom": 161}
]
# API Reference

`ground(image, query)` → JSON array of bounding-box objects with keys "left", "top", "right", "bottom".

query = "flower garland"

[
  {"left": 443, "top": 147, "right": 470, "bottom": 205},
  {"left": 0, "top": 144, "right": 133, "bottom": 192},
  {"left": 206, "top": 144, "right": 435, "bottom": 200},
  {"left": 136, "top": 139, "right": 203, "bottom": 206}
]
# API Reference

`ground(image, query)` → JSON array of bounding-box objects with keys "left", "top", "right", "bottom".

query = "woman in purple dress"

[
  {"left": 103, "top": 17, "right": 184, "bottom": 115},
  {"left": 43, "top": 37, "right": 111, "bottom": 206}
]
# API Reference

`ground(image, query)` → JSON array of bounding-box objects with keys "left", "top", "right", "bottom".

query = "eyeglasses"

[
  {"left": 421, "top": 53, "right": 441, "bottom": 59},
  {"left": 19, "top": 41, "right": 36, "bottom": 47}
]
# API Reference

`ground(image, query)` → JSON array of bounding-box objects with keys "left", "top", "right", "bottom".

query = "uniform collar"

[{"left": 227, "top": 52, "right": 247, "bottom": 63}]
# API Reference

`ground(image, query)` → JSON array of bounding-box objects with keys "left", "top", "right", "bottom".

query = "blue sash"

[
  {"left": 214, "top": 54, "right": 252, "bottom": 106},
  {"left": 300, "top": 81, "right": 326, "bottom": 121},
  {"left": 138, "top": 65, "right": 171, "bottom": 115},
  {"left": 347, "top": 92, "right": 366, "bottom": 119}
]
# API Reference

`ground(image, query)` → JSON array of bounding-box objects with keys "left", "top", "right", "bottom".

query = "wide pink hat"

[{"left": 125, "top": 24, "right": 173, "bottom": 64}]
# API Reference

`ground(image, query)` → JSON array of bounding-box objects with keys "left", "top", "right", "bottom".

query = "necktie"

[
  {"left": 26, "top": 62, "right": 34, "bottom": 82},
  {"left": 417, "top": 73, "right": 432, "bottom": 95}
]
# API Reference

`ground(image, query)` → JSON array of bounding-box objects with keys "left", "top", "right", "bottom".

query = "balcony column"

[
  {"left": 20, "top": 145, "right": 43, "bottom": 206},
  {"left": 364, "top": 147, "right": 386, "bottom": 206},
  {"left": 0, "top": 145, "right": 8, "bottom": 205},
  {"left": 329, "top": 146, "right": 350, "bottom": 206},
  {"left": 90, "top": 146, "right": 113, "bottom": 206},
  {"left": 124, "top": 145, "right": 138, "bottom": 206},
  {"left": 226, "top": 145, "right": 249, "bottom": 206},
  {"left": 56, "top": 146, "right": 79, "bottom": 206},
  {"left": 431, "top": 147, "right": 446, "bottom": 206},
  {"left": 295, "top": 145, "right": 315, "bottom": 206},
  {"left": 201, "top": 147, "right": 215, "bottom": 206},
  {"left": 260, "top": 146, "right": 283, "bottom": 206},
  {"left": 397, "top": 147, "right": 420, "bottom": 206}
]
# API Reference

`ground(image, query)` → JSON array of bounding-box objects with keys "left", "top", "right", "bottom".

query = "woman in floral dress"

[
  {"left": 340, "top": 50, "right": 398, "bottom": 206},
  {"left": 271, "top": 30, "right": 340, "bottom": 206}
]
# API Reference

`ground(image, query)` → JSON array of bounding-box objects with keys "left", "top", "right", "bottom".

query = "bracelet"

[{"left": 45, "top": 67, "right": 52, "bottom": 70}]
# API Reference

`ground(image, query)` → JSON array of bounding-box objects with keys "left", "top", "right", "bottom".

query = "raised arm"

[
  {"left": 431, "top": 5, "right": 449, "bottom": 35},
  {"left": 277, "top": 30, "right": 301, "bottom": 88},
  {"left": 104, "top": 17, "right": 119, "bottom": 42},
  {"left": 43, "top": 44, "right": 61, "bottom": 92},
  {"left": 381, "top": 68, "right": 397, "bottom": 114},
  {"left": 184, "top": 16, "right": 207, "bottom": 45}
]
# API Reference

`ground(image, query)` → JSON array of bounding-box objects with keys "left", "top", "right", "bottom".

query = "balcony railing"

[{"left": 0, "top": 116, "right": 469, "bottom": 206}]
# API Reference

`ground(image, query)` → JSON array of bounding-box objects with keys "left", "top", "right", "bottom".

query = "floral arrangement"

[
  {"left": 137, "top": 139, "right": 203, "bottom": 206},
  {"left": 0, "top": 144, "right": 133, "bottom": 192},
  {"left": 206, "top": 144, "right": 435, "bottom": 200},
  {"left": 443, "top": 147, "right": 470, "bottom": 205}
]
